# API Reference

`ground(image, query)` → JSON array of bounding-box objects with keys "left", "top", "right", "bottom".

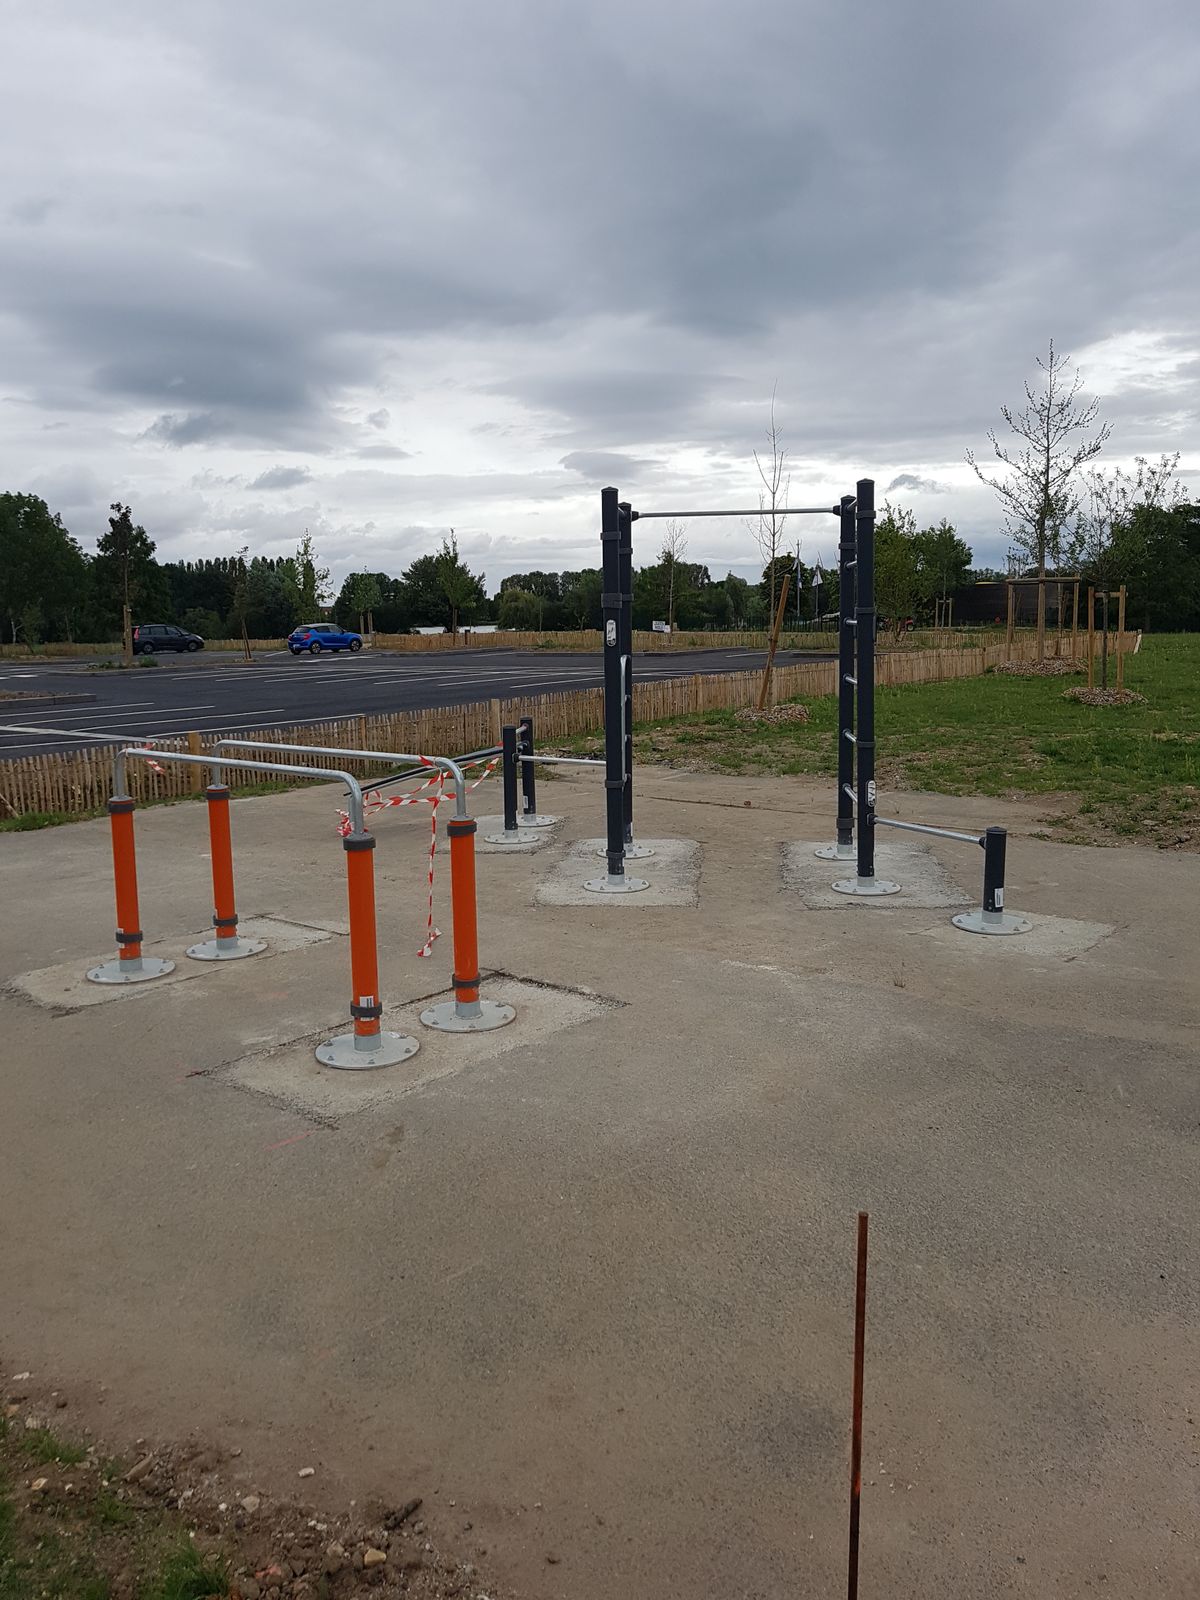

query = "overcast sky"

[{"left": 3, "top": 0, "right": 1198, "bottom": 593}]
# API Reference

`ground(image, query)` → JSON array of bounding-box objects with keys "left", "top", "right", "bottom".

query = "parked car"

[
  {"left": 133, "top": 624, "right": 204, "bottom": 654},
  {"left": 287, "top": 623, "right": 364, "bottom": 655}
]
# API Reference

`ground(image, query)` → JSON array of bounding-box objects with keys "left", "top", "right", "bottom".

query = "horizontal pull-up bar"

[
  {"left": 631, "top": 506, "right": 841, "bottom": 520},
  {"left": 875, "top": 816, "right": 982, "bottom": 847},
  {"left": 519, "top": 754, "right": 605, "bottom": 767}
]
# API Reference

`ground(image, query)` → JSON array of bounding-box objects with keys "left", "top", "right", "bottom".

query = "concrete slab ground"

[
  {"left": 781, "top": 839, "right": 972, "bottom": 909},
  {"left": 535, "top": 836, "right": 702, "bottom": 906},
  {"left": 1, "top": 766, "right": 1197, "bottom": 1600}
]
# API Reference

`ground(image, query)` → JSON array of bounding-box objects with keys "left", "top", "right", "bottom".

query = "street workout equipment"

[{"left": 818, "top": 480, "right": 1032, "bottom": 935}]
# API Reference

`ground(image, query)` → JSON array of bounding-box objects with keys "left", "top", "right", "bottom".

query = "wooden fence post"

[
  {"left": 489, "top": 698, "right": 502, "bottom": 748},
  {"left": 1086, "top": 587, "right": 1095, "bottom": 689},
  {"left": 1116, "top": 585, "right": 1127, "bottom": 690},
  {"left": 186, "top": 730, "right": 204, "bottom": 793},
  {"left": 1005, "top": 583, "right": 1015, "bottom": 662}
]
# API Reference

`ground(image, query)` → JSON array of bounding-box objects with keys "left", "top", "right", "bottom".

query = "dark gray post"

[
  {"left": 501, "top": 724, "right": 519, "bottom": 834},
  {"left": 618, "top": 501, "right": 634, "bottom": 843},
  {"left": 856, "top": 478, "right": 876, "bottom": 882},
  {"left": 602, "top": 488, "right": 626, "bottom": 880},
  {"left": 837, "top": 494, "right": 856, "bottom": 853},
  {"left": 982, "top": 826, "right": 1006, "bottom": 917},
  {"left": 517, "top": 715, "right": 537, "bottom": 818},
  {"left": 832, "top": 478, "right": 899, "bottom": 895}
]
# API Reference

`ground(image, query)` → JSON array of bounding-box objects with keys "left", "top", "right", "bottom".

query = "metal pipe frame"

[
  {"left": 116, "top": 746, "right": 367, "bottom": 833},
  {"left": 619, "top": 501, "right": 635, "bottom": 846},
  {"left": 215, "top": 738, "right": 467, "bottom": 818},
  {"left": 630, "top": 506, "right": 840, "bottom": 520},
  {"left": 365, "top": 745, "right": 502, "bottom": 796},
  {"left": 518, "top": 754, "right": 604, "bottom": 767},
  {"left": 875, "top": 816, "right": 982, "bottom": 847}
]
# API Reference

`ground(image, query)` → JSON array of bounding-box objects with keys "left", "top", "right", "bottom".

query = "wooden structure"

[{"left": 1004, "top": 574, "right": 1081, "bottom": 661}]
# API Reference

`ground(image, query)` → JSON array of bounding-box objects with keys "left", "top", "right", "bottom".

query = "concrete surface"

[
  {"left": 534, "top": 837, "right": 702, "bottom": 907},
  {"left": 1, "top": 765, "right": 1197, "bottom": 1600},
  {"left": 782, "top": 839, "right": 973, "bottom": 909}
]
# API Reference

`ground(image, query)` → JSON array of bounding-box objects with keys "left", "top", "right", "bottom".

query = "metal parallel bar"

[
  {"left": 364, "top": 745, "right": 501, "bottom": 796},
  {"left": 518, "top": 754, "right": 604, "bottom": 767},
  {"left": 619, "top": 501, "right": 635, "bottom": 844},
  {"left": 216, "top": 738, "right": 469, "bottom": 817},
  {"left": 118, "top": 747, "right": 366, "bottom": 834},
  {"left": 855, "top": 479, "right": 877, "bottom": 883},
  {"left": 875, "top": 816, "right": 982, "bottom": 846},
  {"left": 631, "top": 506, "right": 840, "bottom": 520},
  {"left": 601, "top": 488, "right": 627, "bottom": 880}
]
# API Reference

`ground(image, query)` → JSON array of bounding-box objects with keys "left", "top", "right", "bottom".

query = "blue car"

[{"left": 288, "top": 623, "right": 364, "bottom": 655}]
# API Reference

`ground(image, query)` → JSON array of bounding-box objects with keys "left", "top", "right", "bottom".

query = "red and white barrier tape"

[{"left": 333, "top": 757, "right": 499, "bottom": 956}]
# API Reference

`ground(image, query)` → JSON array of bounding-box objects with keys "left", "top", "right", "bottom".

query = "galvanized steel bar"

[
  {"left": 875, "top": 816, "right": 982, "bottom": 847},
  {"left": 119, "top": 746, "right": 367, "bottom": 833},
  {"left": 631, "top": 506, "right": 839, "bottom": 519}
]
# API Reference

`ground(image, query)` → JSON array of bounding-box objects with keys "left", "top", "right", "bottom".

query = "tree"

[
  {"left": 560, "top": 569, "right": 602, "bottom": 629},
  {"left": 759, "top": 552, "right": 804, "bottom": 624},
  {"left": 912, "top": 519, "right": 973, "bottom": 617},
  {"left": 721, "top": 572, "right": 753, "bottom": 629},
  {"left": 93, "top": 504, "right": 166, "bottom": 660},
  {"left": 0, "top": 493, "right": 87, "bottom": 644},
  {"left": 436, "top": 532, "right": 485, "bottom": 634},
  {"left": 967, "top": 340, "right": 1111, "bottom": 657},
  {"left": 498, "top": 587, "right": 544, "bottom": 630},
  {"left": 660, "top": 519, "right": 689, "bottom": 633},
  {"left": 875, "top": 504, "right": 919, "bottom": 639},
  {"left": 336, "top": 571, "right": 383, "bottom": 634},
  {"left": 749, "top": 392, "right": 790, "bottom": 622},
  {"left": 1069, "top": 454, "right": 1188, "bottom": 684},
  {"left": 295, "top": 531, "right": 330, "bottom": 619}
]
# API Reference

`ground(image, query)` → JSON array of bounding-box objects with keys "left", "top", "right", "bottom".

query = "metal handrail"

[
  {"left": 117, "top": 747, "right": 367, "bottom": 834},
  {"left": 215, "top": 737, "right": 470, "bottom": 817}
]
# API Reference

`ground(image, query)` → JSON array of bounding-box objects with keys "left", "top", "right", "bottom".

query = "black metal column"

[
  {"left": 836, "top": 493, "right": 857, "bottom": 854},
  {"left": 855, "top": 478, "right": 877, "bottom": 884},
  {"left": 982, "top": 826, "right": 1007, "bottom": 917},
  {"left": 618, "top": 501, "right": 634, "bottom": 844},
  {"left": 517, "top": 715, "right": 537, "bottom": 818},
  {"left": 500, "top": 724, "right": 519, "bottom": 834},
  {"left": 601, "top": 488, "right": 626, "bottom": 881}
]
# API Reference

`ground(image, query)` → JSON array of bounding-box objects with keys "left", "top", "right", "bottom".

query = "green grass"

[
  {"left": 569, "top": 634, "right": 1200, "bottom": 847},
  {"left": 0, "top": 1424, "right": 229, "bottom": 1600}
]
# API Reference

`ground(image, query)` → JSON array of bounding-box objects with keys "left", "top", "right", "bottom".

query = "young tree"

[
  {"left": 749, "top": 393, "right": 790, "bottom": 623},
  {"left": 912, "top": 519, "right": 973, "bottom": 617},
  {"left": 295, "top": 531, "right": 330, "bottom": 619},
  {"left": 436, "top": 531, "right": 486, "bottom": 634},
  {"left": 967, "top": 340, "right": 1111, "bottom": 657},
  {"left": 1069, "top": 454, "right": 1187, "bottom": 685},
  {"left": 659, "top": 519, "right": 689, "bottom": 633},
  {"left": 93, "top": 504, "right": 165, "bottom": 661}
]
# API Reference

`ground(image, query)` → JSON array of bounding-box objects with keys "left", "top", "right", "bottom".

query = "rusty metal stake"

[{"left": 848, "top": 1210, "right": 869, "bottom": 1600}]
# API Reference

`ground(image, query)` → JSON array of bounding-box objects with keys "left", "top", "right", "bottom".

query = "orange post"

[
  {"left": 449, "top": 817, "right": 480, "bottom": 1006},
  {"left": 86, "top": 797, "right": 175, "bottom": 984},
  {"left": 345, "top": 834, "right": 383, "bottom": 1041},
  {"left": 185, "top": 785, "right": 266, "bottom": 961},
  {"left": 315, "top": 829, "right": 418, "bottom": 1069},
  {"left": 110, "top": 799, "right": 143, "bottom": 967},
  {"left": 420, "top": 813, "right": 515, "bottom": 1033}
]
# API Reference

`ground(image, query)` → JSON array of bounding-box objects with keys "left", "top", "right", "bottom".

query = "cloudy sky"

[{"left": 3, "top": 0, "right": 1198, "bottom": 593}]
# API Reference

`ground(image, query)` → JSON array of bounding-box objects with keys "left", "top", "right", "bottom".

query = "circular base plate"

[
  {"left": 813, "top": 843, "right": 855, "bottom": 861},
  {"left": 831, "top": 877, "right": 902, "bottom": 897},
  {"left": 583, "top": 875, "right": 650, "bottom": 894},
  {"left": 420, "top": 998, "right": 516, "bottom": 1033},
  {"left": 186, "top": 937, "right": 268, "bottom": 961},
  {"left": 517, "top": 814, "right": 559, "bottom": 829},
  {"left": 596, "top": 843, "right": 655, "bottom": 860},
  {"left": 315, "top": 1029, "right": 420, "bottom": 1070},
  {"left": 86, "top": 956, "right": 175, "bottom": 985},
  {"left": 951, "top": 910, "right": 1033, "bottom": 937},
  {"left": 482, "top": 831, "right": 532, "bottom": 846}
]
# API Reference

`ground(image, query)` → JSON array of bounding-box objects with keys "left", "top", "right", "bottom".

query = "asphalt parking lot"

[{"left": 0, "top": 647, "right": 826, "bottom": 758}]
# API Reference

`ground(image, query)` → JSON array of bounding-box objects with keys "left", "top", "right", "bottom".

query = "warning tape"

[{"left": 334, "top": 756, "right": 499, "bottom": 956}]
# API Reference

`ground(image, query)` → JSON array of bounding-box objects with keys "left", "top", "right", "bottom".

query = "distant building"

[
  {"left": 951, "top": 576, "right": 1076, "bottom": 626},
  {"left": 411, "top": 625, "right": 446, "bottom": 635}
]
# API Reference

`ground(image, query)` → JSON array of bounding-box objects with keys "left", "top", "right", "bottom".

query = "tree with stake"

[
  {"left": 749, "top": 391, "right": 789, "bottom": 624},
  {"left": 94, "top": 504, "right": 163, "bottom": 663},
  {"left": 295, "top": 530, "right": 331, "bottom": 619},
  {"left": 967, "top": 340, "right": 1111, "bottom": 658},
  {"left": 660, "top": 518, "right": 688, "bottom": 634},
  {"left": 436, "top": 530, "right": 484, "bottom": 635}
]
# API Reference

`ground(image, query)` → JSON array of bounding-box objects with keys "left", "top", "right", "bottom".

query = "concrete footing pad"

[
  {"left": 9, "top": 916, "right": 337, "bottom": 1010},
  {"left": 476, "top": 814, "right": 561, "bottom": 853},
  {"left": 215, "top": 977, "right": 616, "bottom": 1118},
  {"left": 782, "top": 840, "right": 972, "bottom": 909},
  {"left": 915, "top": 912, "right": 1114, "bottom": 960},
  {"left": 535, "top": 838, "right": 701, "bottom": 907}
]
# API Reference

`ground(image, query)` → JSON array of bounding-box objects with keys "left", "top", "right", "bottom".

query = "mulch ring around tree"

[
  {"left": 734, "top": 703, "right": 811, "bottom": 726},
  {"left": 993, "top": 658, "right": 1085, "bottom": 677},
  {"left": 1062, "top": 686, "right": 1148, "bottom": 708}
]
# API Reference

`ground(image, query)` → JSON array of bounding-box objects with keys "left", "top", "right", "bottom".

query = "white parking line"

[
  {"left": 0, "top": 709, "right": 291, "bottom": 754},
  {"left": 7, "top": 701, "right": 218, "bottom": 723}
]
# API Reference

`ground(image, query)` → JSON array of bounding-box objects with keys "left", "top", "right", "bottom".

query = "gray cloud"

[
  {"left": 0, "top": 0, "right": 1196, "bottom": 586},
  {"left": 249, "top": 465, "right": 312, "bottom": 489}
]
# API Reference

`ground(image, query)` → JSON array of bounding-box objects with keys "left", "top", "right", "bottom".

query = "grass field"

[{"left": 568, "top": 634, "right": 1199, "bottom": 848}]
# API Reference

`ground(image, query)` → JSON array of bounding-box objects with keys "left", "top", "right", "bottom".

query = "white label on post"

[
  {"left": 995, "top": 888, "right": 1004, "bottom": 908},
  {"left": 867, "top": 780, "right": 876, "bottom": 804},
  {"left": 606, "top": 620, "right": 617, "bottom": 645}
]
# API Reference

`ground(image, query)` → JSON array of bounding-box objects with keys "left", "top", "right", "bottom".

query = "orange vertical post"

[
  {"left": 420, "top": 813, "right": 515, "bottom": 1033},
  {"left": 86, "top": 797, "right": 175, "bottom": 984},
  {"left": 316, "top": 830, "right": 419, "bottom": 1068},
  {"left": 186, "top": 785, "right": 266, "bottom": 961}
]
